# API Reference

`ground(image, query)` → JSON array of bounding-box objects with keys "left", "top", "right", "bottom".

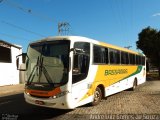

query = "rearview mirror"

[
  {"left": 70, "top": 48, "right": 85, "bottom": 54},
  {"left": 16, "top": 53, "right": 26, "bottom": 71}
]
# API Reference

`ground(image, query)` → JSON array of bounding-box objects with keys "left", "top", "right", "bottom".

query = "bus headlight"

[{"left": 50, "top": 91, "right": 69, "bottom": 99}]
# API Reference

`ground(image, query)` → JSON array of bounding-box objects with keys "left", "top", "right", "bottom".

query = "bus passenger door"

[{"left": 71, "top": 42, "right": 90, "bottom": 107}]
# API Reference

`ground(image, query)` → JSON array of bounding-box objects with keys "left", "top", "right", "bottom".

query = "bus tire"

[
  {"left": 90, "top": 87, "right": 102, "bottom": 106},
  {"left": 131, "top": 79, "right": 137, "bottom": 91}
]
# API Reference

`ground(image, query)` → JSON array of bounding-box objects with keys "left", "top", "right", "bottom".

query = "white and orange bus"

[{"left": 17, "top": 36, "right": 146, "bottom": 109}]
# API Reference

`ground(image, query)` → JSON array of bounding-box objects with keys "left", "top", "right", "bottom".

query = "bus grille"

[{"left": 30, "top": 94, "right": 50, "bottom": 98}]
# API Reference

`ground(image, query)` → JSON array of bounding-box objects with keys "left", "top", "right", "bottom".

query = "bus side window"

[
  {"left": 129, "top": 54, "right": 136, "bottom": 65},
  {"left": 109, "top": 48, "right": 120, "bottom": 64},
  {"left": 136, "top": 55, "right": 141, "bottom": 65},
  {"left": 121, "top": 52, "right": 126, "bottom": 64},
  {"left": 121, "top": 51, "right": 129, "bottom": 64},
  {"left": 72, "top": 42, "right": 90, "bottom": 84},
  {"left": 142, "top": 56, "right": 145, "bottom": 65},
  {"left": 93, "top": 45, "right": 107, "bottom": 64}
]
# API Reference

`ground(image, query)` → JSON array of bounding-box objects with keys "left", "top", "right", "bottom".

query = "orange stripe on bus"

[{"left": 25, "top": 87, "right": 61, "bottom": 97}]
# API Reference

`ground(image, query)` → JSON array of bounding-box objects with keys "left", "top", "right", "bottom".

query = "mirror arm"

[
  {"left": 70, "top": 48, "right": 75, "bottom": 52},
  {"left": 16, "top": 54, "right": 27, "bottom": 71}
]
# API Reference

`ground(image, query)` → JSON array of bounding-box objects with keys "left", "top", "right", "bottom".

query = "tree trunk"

[
  {"left": 159, "top": 66, "right": 160, "bottom": 78},
  {"left": 158, "top": 54, "right": 160, "bottom": 78},
  {"left": 159, "top": 56, "right": 160, "bottom": 78}
]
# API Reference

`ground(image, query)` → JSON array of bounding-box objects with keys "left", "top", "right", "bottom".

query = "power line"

[
  {"left": 1, "top": 0, "right": 75, "bottom": 37},
  {"left": 1, "top": 21, "right": 46, "bottom": 37},
  {"left": 0, "top": 32, "right": 28, "bottom": 40},
  {"left": 3, "top": 0, "right": 54, "bottom": 22},
  {"left": 0, "top": 0, "right": 4, "bottom": 3},
  {"left": 1, "top": 0, "right": 75, "bottom": 36}
]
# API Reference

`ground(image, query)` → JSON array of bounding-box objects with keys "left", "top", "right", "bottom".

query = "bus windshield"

[{"left": 26, "top": 40, "right": 70, "bottom": 87}]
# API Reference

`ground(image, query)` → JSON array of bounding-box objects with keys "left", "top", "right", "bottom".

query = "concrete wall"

[{"left": 0, "top": 46, "right": 22, "bottom": 86}]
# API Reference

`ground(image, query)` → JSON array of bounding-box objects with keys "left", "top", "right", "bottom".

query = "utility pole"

[{"left": 58, "top": 22, "right": 70, "bottom": 36}]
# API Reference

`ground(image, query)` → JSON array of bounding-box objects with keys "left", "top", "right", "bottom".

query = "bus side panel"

[
  {"left": 79, "top": 65, "right": 145, "bottom": 102},
  {"left": 72, "top": 65, "right": 98, "bottom": 108}
]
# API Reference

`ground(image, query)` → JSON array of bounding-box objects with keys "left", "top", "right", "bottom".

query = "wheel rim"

[
  {"left": 94, "top": 90, "right": 100, "bottom": 103},
  {"left": 133, "top": 84, "right": 136, "bottom": 89},
  {"left": 133, "top": 81, "right": 137, "bottom": 89}
]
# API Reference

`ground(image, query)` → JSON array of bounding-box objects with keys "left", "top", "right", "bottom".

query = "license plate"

[{"left": 35, "top": 100, "right": 45, "bottom": 105}]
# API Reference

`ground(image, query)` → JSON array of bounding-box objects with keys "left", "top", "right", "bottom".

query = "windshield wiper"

[
  {"left": 27, "top": 56, "right": 40, "bottom": 85},
  {"left": 39, "top": 57, "right": 54, "bottom": 86},
  {"left": 42, "top": 65, "right": 54, "bottom": 86},
  {"left": 27, "top": 56, "right": 54, "bottom": 87},
  {"left": 27, "top": 65, "right": 37, "bottom": 85}
]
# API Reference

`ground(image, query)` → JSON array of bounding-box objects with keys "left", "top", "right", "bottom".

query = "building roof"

[{"left": 0, "top": 40, "right": 22, "bottom": 49}]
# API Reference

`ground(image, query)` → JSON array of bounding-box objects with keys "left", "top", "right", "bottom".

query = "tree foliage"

[{"left": 136, "top": 26, "right": 160, "bottom": 76}]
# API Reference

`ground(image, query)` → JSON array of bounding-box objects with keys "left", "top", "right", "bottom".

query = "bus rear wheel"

[
  {"left": 91, "top": 87, "right": 102, "bottom": 106},
  {"left": 131, "top": 79, "right": 137, "bottom": 91}
]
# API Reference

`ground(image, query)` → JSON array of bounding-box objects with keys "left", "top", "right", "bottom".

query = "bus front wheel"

[{"left": 91, "top": 87, "right": 102, "bottom": 106}]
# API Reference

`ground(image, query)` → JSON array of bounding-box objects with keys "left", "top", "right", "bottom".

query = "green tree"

[{"left": 136, "top": 26, "right": 160, "bottom": 77}]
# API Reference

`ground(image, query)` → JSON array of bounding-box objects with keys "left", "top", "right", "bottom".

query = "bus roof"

[{"left": 30, "top": 36, "right": 144, "bottom": 56}]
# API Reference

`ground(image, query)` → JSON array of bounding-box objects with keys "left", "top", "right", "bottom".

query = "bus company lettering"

[{"left": 105, "top": 69, "right": 128, "bottom": 76}]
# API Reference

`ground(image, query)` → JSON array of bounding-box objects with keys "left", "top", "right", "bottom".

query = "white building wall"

[{"left": 0, "top": 46, "right": 22, "bottom": 86}]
